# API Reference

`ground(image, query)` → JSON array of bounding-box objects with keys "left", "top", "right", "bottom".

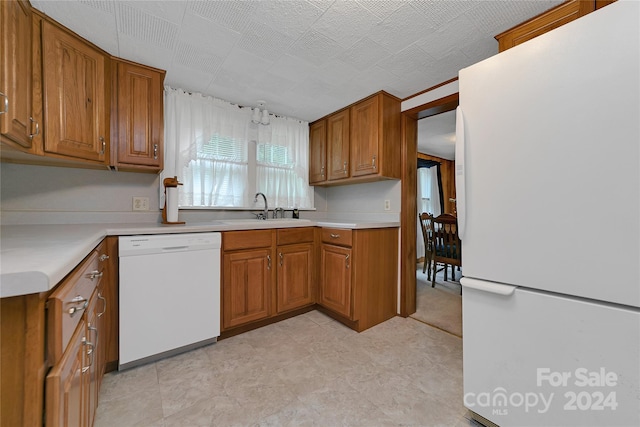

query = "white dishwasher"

[{"left": 118, "top": 232, "right": 221, "bottom": 370}]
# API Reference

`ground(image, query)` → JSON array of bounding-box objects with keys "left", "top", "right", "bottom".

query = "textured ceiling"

[{"left": 30, "top": 0, "right": 563, "bottom": 123}]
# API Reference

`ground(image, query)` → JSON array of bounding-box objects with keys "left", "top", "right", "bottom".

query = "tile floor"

[{"left": 95, "top": 311, "right": 481, "bottom": 427}]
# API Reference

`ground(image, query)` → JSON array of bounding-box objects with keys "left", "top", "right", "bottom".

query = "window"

[{"left": 163, "top": 87, "right": 313, "bottom": 210}]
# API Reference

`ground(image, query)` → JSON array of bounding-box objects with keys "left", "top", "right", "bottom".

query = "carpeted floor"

[{"left": 412, "top": 263, "right": 462, "bottom": 337}]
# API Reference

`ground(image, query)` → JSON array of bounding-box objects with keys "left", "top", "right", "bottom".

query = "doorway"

[
  {"left": 412, "top": 111, "right": 461, "bottom": 336},
  {"left": 398, "top": 87, "right": 459, "bottom": 327}
]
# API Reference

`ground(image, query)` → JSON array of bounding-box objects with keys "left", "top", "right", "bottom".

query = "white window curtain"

[
  {"left": 163, "top": 87, "right": 250, "bottom": 207},
  {"left": 417, "top": 166, "right": 441, "bottom": 259},
  {"left": 162, "top": 86, "right": 313, "bottom": 209},
  {"left": 256, "top": 117, "right": 312, "bottom": 209}
]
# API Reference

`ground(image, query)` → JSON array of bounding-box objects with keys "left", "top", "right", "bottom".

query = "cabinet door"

[
  {"left": 350, "top": 95, "right": 379, "bottom": 177},
  {"left": 320, "top": 244, "right": 352, "bottom": 318},
  {"left": 85, "top": 290, "right": 99, "bottom": 427},
  {"left": 223, "top": 248, "right": 273, "bottom": 329},
  {"left": 308, "top": 119, "right": 326, "bottom": 184},
  {"left": 327, "top": 109, "right": 350, "bottom": 181},
  {"left": 0, "top": 0, "right": 34, "bottom": 149},
  {"left": 100, "top": 236, "right": 118, "bottom": 372},
  {"left": 277, "top": 243, "right": 313, "bottom": 313},
  {"left": 113, "top": 60, "right": 164, "bottom": 170},
  {"left": 46, "top": 318, "right": 89, "bottom": 427},
  {"left": 42, "top": 19, "right": 108, "bottom": 163}
]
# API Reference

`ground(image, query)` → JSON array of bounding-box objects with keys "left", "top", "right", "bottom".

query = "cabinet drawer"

[
  {"left": 321, "top": 228, "right": 352, "bottom": 247},
  {"left": 277, "top": 227, "right": 315, "bottom": 245},
  {"left": 223, "top": 230, "right": 273, "bottom": 251},
  {"left": 47, "top": 250, "right": 101, "bottom": 365}
]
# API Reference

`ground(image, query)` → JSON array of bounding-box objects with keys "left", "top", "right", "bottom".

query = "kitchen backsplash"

[{"left": 0, "top": 163, "right": 400, "bottom": 225}]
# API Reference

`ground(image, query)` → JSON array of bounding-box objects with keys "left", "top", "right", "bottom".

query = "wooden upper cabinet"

[
  {"left": 0, "top": 0, "right": 35, "bottom": 150},
  {"left": 327, "top": 108, "right": 350, "bottom": 181},
  {"left": 350, "top": 96, "right": 378, "bottom": 177},
  {"left": 350, "top": 92, "right": 400, "bottom": 179},
  {"left": 309, "top": 119, "right": 327, "bottom": 184},
  {"left": 308, "top": 91, "right": 400, "bottom": 187},
  {"left": 111, "top": 59, "right": 165, "bottom": 172},
  {"left": 495, "top": 0, "right": 615, "bottom": 52},
  {"left": 41, "top": 19, "right": 109, "bottom": 164}
]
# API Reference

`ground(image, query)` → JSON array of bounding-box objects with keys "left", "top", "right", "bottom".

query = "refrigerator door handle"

[
  {"left": 455, "top": 106, "right": 466, "bottom": 239},
  {"left": 460, "top": 277, "right": 516, "bottom": 295}
]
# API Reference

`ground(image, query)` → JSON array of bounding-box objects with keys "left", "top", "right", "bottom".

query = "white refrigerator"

[{"left": 455, "top": 1, "right": 639, "bottom": 426}]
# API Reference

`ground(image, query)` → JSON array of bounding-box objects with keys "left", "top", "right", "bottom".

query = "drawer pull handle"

[
  {"left": 330, "top": 233, "right": 340, "bottom": 239},
  {"left": 87, "top": 270, "right": 103, "bottom": 280},
  {"left": 0, "top": 91, "right": 7, "bottom": 114},
  {"left": 68, "top": 295, "right": 88, "bottom": 317},
  {"left": 97, "top": 292, "right": 107, "bottom": 317},
  {"left": 279, "top": 252, "right": 284, "bottom": 266},
  {"left": 81, "top": 337, "right": 91, "bottom": 373},
  {"left": 98, "top": 254, "right": 110, "bottom": 261},
  {"left": 29, "top": 117, "right": 39, "bottom": 139},
  {"left": 153, "top": 143, "right": 158, "bottom": 160},
  {"left": 345, "top": 254, "right": 350, "bottom": 269},
  {"left": 86, "top": 339, "right": 95, "bottom": 368},
  {"left": 88, "top": 323, "right": 98, "bottom": 352},
  {"left": 267, "top": 255, "right": 272, "bottom": 270}
]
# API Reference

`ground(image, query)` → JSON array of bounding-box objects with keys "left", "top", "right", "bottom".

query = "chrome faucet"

[{"left": 254, "top": 192, "right": 268, "bottom": 220}]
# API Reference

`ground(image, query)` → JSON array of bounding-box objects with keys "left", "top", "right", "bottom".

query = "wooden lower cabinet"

[
  {"left": 319, "top": 244, "right": 352, "bottom": 318},
  {"left": 319, "top": 227, "right": 398, "bottom": 332},
  {"left": 277, "top": 242, "right": 314, "bottom": 313},
  {"left": 222, "top": 228, "right": 316, "bottom": 332},
  {"left": 46, "top": 243, "right": 107, "bottom": 427},
  {"left": 45, "top": 317, "right": 88, "bottom": 427},
  {"left": 223, "top": 247, "right": 273, "bottom": 329}
]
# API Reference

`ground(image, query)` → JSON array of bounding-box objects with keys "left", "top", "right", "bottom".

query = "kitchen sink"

[{"left": 220, "top": 218, "right": 313, "bottom": 227}]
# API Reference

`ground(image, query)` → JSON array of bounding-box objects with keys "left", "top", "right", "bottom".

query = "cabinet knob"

[
  {"left": 99, "top": 136, "right": 106, "bottom": 154},
  {"left": 98, "top": 254, "right": 110, "bottom": 261}
]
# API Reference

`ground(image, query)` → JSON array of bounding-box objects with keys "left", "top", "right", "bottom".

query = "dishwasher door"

[{"left": 118, "top": 233, "right": 221, "bottom": 370}]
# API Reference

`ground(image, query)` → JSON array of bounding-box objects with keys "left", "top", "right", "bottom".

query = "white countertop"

[{"left": 0, "top": 219, "right": 399, "bottom": 298}]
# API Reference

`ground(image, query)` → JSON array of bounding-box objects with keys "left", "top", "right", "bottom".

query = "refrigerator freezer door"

[
  {"left": 457, "top": 1, "right": 640, "bottom": 307},
  {"left": 462, "top": 279, "right": 640, "bottom": 427}
]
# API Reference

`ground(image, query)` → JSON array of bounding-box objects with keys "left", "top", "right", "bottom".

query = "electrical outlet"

[
  {"left": 132, "top": 197, "right": 149, "bottom": 211},
  {"left": 384, "top": 200, "right": 390, "bottom": 211}
]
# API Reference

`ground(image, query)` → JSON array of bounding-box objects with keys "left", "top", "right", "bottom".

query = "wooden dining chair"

[
  {"left": 419, "top": 213, "right": 435, "bottom": 280},
  {"left": 432, "top": 213, "right": 462, "bottom": 289}
]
